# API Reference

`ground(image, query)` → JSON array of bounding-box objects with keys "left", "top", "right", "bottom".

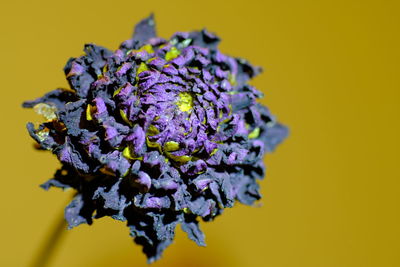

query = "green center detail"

[{"left": 176, "top": 92, "right": 194, "bottom": 112}]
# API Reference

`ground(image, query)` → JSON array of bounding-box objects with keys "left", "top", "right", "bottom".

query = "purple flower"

[{"left": 23, "top": 14, "right": 288, "bottom": 263}]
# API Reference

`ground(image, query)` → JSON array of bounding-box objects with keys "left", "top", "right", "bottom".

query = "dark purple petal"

[
  {"left": 132, "top": 14, "right": 156, "bottom": 46},
  {"left": 181, "top": 217, "right": 206, "bottom": 246},
  {"left": 65, "top": 195, "right": 90, "bottom": 229}
]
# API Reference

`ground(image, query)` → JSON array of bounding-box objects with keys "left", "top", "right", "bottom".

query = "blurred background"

[{"left": 1, "top": 0, "right": 399, "bottom": 266}]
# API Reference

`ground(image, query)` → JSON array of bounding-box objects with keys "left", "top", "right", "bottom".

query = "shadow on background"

[{"left": 75, "top": 226, "right": 234, "bottom": 267}]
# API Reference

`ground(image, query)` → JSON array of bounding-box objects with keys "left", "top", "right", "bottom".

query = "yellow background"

[{"left": 1, "top": 0, "right": 399, "bottom": 266}]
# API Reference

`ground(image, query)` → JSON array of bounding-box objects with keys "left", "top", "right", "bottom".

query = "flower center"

[{"left": 176, "top": 92, "right": 194, "bottom": 112}]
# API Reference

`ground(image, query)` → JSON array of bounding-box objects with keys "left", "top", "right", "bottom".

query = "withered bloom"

[{"left": 23, "top": 14, "right": 288, "bottom": 262}]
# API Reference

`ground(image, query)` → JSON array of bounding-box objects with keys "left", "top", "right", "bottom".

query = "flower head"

[{"left": 23, "top": 14, "right": 288, "bottom": 262}]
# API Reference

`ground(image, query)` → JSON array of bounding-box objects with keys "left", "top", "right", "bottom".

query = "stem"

[{"left": 30, "top": 206, "right": 68, "bottom": 267}]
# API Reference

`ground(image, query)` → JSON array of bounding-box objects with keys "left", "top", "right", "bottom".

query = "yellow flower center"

[{"left": 176, "top": 92, "right": 194, "bottom": 112}]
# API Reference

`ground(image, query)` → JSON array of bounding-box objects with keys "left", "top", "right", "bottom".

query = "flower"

[{"left": 23, "top": 14, "right": 288, "bottom": 262}]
